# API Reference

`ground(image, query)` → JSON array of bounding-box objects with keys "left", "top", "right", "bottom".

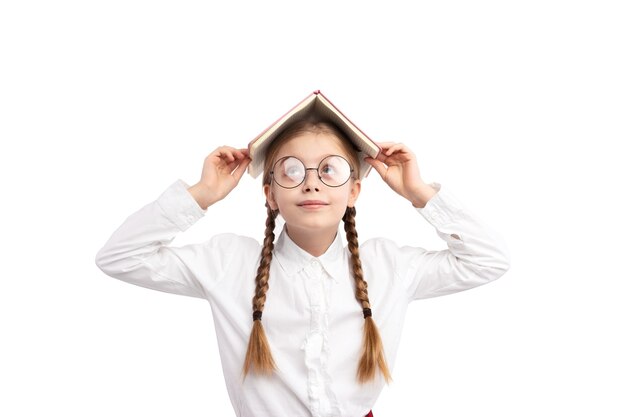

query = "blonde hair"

[{"left": 242, "top": 120, "right": 392, "bottom": 384}]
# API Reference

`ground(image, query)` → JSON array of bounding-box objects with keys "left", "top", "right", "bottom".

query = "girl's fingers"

[
  {"left": 231, "top": 148, "right": 247, "bottom": 160},
  {"left": 375, "top": 141, "right": 399, "bottom": 148},
  {"left": 376, "top": 141, "right": 408, "bottom": 149},
  {"left": 385, "top": 144, "right": 407, "bottom": 156},
  {"left": 212, "top": 146, "right": 251, "bottom": 166},
  {"left": 364, "top": 157, "right": 387, "bottom": 177},
  {"left": 377, "top": 141, "right": 400, "bottom": 149},
  {"left": 375, "top": 143, "right": 416, "bottom": 167},
  {"left": 219, "top": 149, "right": 236, "bottom": 162},
  {"left": 210, "top": 146, "right": 251, "bottom": 177},
  {"left": 213, "top": 146, "right": 241, "bottom": 159},
  {"left": 231, "top": 157, "right": 252, "bottom": 182},
  {"left": 224, "top": 160, "right": 239, "bottom": 173}
]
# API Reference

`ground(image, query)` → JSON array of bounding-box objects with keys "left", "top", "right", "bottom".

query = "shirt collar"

[{"left": 273, "top": 226, "right": 346, "bottom": 284}]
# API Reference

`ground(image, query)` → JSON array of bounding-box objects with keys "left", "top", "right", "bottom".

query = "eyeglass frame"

[{"left": 269, "top": 155, "right": 355, "bottom": 189}]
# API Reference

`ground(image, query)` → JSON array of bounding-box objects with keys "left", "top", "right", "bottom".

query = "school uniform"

[{"left": 95, "top": 179, "right": 510, "bottom": 417}]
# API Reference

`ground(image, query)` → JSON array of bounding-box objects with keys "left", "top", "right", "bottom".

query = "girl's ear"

[
  {"left": 347, "top": 179, "right": 361, "bottom": 208},
  {"left": 263, "top": 184, "right": 279, "bottom": 210}
]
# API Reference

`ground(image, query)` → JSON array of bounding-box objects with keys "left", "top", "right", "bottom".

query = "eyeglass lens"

[{"left": 273, "top": 155, "right": 352, "bottom": 188}]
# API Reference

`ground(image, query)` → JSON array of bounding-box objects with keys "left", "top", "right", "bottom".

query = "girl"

[{"left": 95, "top": 117, "right": 510, "bottom": 417}]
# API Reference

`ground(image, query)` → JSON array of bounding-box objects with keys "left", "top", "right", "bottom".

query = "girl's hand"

[
  {"left": 188, "top": 146, "right": 251, "bottom": 210},
  {"left": 365, "top": 142, "right": 437, "bottom": 208}
]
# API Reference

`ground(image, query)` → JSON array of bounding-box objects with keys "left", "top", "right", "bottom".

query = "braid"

[
  {"left": 343, "top": 206, "right": 392, "bottom": 384},
  {"left": 242, "top": 203, "right": 279, "bottom": 379}
]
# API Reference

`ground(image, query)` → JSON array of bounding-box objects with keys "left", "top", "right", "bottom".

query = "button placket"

[{"left": 301, "top": 259, "right": 334, "bottom": 417}]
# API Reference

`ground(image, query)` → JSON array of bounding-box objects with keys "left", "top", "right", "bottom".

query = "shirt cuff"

[
  {"left": 156, "top": 179, "right": 207, "bottom": 232},
  {"left": 414, "top": 182, "right": 465, "bottom": 227}
]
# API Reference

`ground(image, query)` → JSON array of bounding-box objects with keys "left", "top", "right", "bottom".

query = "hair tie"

[
  {"left": 362, "top": 307, "right": 372, "bottom": 319},
  {"left": 253, "top": 310, "right": 263, "bottom": 321}
]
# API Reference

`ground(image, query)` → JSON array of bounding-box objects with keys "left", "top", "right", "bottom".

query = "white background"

[{"left": 1, "top": 0, "right": 625, "bottom": 416}]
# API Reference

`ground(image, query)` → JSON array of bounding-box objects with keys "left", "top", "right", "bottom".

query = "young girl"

[{"left": 95, "top": 116, "right": 510, "bottom": 417}]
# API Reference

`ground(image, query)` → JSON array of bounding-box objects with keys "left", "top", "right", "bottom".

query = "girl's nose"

[{"left": 302, "top": 168, "right": 321, "bottom": 192}]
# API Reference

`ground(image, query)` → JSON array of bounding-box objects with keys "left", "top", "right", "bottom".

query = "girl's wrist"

[
  {"left": 187, "top": 183, "right": 217, "bottom": 210},
  {"left": 408, "top": 183, "right": 438, "bottom": 208}
]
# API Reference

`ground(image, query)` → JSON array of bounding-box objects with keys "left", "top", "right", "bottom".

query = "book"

[{"left": 247, "top": 90, "right": 381, "bottom": 179}]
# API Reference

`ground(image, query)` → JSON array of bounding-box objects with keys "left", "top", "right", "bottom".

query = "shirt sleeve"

[
  {"left": 94, "top": 179, "right": 241, "bottom": 299},
  {"left": 398, "top": 182, "right": 511, "bottom": 301}
]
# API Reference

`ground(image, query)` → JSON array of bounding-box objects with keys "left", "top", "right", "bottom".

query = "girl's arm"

[
  {"left": 94, "top": 147, "right": 251, "bottom": 299},
  {"left": 365, "top": 143, "right": 510, "bottom": 300},
  {"left": 401, "top": 181, "right": 510, "bottom": 300}
]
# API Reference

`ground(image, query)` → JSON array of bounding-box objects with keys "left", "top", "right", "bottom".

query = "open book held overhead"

[{"left": 247, "top": 90, "right": 381, "bottom": 180}]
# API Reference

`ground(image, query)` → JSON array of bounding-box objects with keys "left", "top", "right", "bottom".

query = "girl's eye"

[
  {"left": 282, "top": 159, "right": 304, "bottom": 178},
  {"left": 321, "top": 164, "right": 335, "bottom": 176}
]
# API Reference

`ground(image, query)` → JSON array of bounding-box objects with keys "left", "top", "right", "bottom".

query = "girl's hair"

[{"left": 242, "top": 119, "right": 392, "bottom": 384}]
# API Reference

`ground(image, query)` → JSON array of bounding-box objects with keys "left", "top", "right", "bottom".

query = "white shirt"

[{"left": 95, "top": 179, "right": 510, "bottom": 417}]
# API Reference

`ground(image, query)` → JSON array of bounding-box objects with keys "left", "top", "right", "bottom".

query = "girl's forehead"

[{"left": 275, "top": 132, "right": 347, "bottom": 162}]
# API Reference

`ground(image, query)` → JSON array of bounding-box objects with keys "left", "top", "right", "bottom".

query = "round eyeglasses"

[{"left": 270, "top": 155, "right": 355, "bottom": 189}]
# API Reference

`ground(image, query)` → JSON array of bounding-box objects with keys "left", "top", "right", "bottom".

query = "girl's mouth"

[{"left": 298, "top": 200, "right": 328, "bottom": 208}]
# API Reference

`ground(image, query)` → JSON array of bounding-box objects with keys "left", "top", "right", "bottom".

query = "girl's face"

[{"left": 263, "top": 132, "right": 361, "bottom": 237}]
